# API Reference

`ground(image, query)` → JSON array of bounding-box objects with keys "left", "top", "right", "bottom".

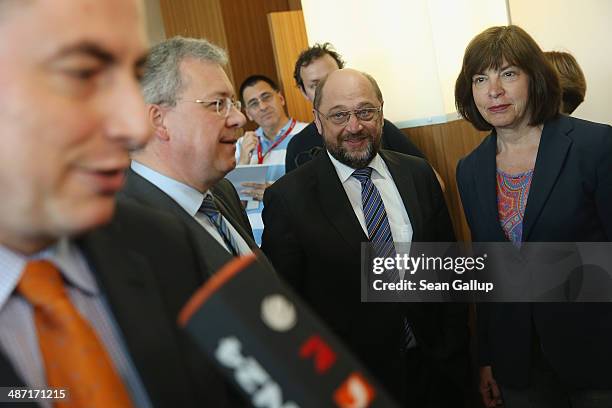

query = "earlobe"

[{"left": 155, "top": 127, "right": 171, "bottom": 142}]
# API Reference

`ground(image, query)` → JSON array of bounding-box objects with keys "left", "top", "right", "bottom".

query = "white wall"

[
  {"left": 426, "top": 0, "right": 508, "bottom": 123},
  {"left": 509, "top": 0, "right": 612, "bottom": 124},
  {"left": 301, "top": 0, "right": 508, "bottom": 127}
]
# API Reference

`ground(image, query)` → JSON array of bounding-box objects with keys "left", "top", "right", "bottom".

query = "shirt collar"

[
  {"left": 131, "top": 161, "right": 205, "bottom": 216},
  {"left": 327, "top": 151, "right": 387, "bottom": 184},
  {"left": 0, "top": 245, "right": 25, "bottom": 310},
  {"left": 51, "top": 239, "right": 99, "bottom": 296},
  {"left": 0, "top": 238, "right": 99, "bottom": 310},
  {"left": 255, "top": 118, "right": 295, "bottom": 144}
]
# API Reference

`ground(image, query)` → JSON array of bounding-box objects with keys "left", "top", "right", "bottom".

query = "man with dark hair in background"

[{"left": 0, "top": 2, "right": 235, "bottom": 406}]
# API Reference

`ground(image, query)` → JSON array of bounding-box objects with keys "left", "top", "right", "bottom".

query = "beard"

[{"left": 325, "top": 131, "right": 380, "bottom": 169}]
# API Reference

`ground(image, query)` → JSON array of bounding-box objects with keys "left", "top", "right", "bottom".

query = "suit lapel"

[
  {"left": 123, "top": 169, "right": 191, "bottom": 221},
  {"left": 0, "top": 350, "right": 28, "bottom": 387},
  {"left": 123, "top": 169, "right": 234, "bottom": 273},
  {"left": 379, "top": 150, "right": 424, "bottom": 241},
  {"left": 522, "top": 116, "right": 572, "bottom": 242},
  {"left": 315, "top": 154, "right": 368, "bottom": 248},
  {"left": 77, "top": 230, "right": 195, "bottom": 407},
  {"left": 213, "top": 195, "right": 278, "bottom": 271},
  {"left": 475, "top": 133, "right": 507, "bottom": 242}
]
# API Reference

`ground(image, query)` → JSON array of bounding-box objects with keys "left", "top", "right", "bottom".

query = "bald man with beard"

[{"left": 262, "top": 69, "right": 470, "bottom": 407}]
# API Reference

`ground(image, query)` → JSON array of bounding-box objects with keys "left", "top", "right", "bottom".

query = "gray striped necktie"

[
  {"left": 353, "top": 167, "right": 416, "bottom": 350},
  {"left": 198, "top": 194, "right": 239, "bottom": 256}
]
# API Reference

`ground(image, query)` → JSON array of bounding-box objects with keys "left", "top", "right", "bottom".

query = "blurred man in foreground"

[{"left": 0, "top": 1, "right": 233, "bottom": 406}]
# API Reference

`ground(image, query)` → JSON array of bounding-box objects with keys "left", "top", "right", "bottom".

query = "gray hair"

[
  {"left": 313, "top": 70, "right": 383, "bottom": 110},
  {"left": 142, "top": 36, "right": 228, "bottom": 106}
]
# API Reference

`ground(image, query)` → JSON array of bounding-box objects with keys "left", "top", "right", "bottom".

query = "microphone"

[{"left": 178, "top": 254, "right": 400, "bottom": 408}]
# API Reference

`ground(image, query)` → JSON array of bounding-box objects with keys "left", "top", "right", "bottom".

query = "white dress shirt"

[
  {"left": 328, "top": 152, "right": 413, "bottom": 242},
  {"left": 328, "top": 152, "right": 413, "bottom": 277},
  {"left": 131, "top": 161, "right": 252, "bottom": 256}
]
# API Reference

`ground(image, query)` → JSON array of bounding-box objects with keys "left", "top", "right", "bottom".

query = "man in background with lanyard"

[{"left": 236, "top": 75, "right": 307, "bottom": 245}]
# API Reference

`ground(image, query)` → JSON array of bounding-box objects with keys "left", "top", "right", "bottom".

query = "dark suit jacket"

[
  {"left": 262, "top": 150, "right": 469, "bottom": 405},
  {"left": 284, "top": 119, "right": 425, "bottom": 173},
  {"left": 120, "top": 168, "right": 272, "bottom": 277},
  {"left": 456, "top": 115, "right": 612, "bottom": 388},
  {"left": 0, "top": 201, "right": 236, "bottom": 407}
]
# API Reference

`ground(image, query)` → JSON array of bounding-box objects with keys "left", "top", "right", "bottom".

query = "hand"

[
  {"left": 241, "top": 182, "right": 273, "bottom": 201},
  {"left": 479, "top": 366, "right": 502, "bottom": 407},
  {"left": 238, "top": 131, "right": 259, "bottom": 164}
]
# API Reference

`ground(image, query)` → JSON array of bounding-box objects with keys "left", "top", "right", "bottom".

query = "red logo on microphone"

[
  {"left": 333, "top": 372, "right": 375, "bottom": 408},
  {"left": 299, "top": 335, "right": 337, "bottom": 374}
]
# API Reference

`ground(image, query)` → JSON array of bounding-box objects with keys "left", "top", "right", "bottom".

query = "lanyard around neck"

[{"left": 257, "top": 118, "right": 296, "bottom": 164}]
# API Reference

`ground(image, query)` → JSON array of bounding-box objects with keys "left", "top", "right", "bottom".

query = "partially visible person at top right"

[{"left": 545, "top": 50, "right": 587, "bottom": 115}]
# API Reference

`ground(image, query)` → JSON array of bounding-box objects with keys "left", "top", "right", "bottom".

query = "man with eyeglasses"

[
  {"left": 123, "top": 36, "right": 272, "bottom": 275},
  {"left": 261, "top": 68, "right": 469, "bottom": 407},
  {"left": 234, "top": 75, "right": 307, "bottom": 245}
]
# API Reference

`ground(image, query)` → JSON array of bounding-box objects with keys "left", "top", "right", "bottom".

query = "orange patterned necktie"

[{"left": 17, "top": 260, "right": 134, "bottom": 408}]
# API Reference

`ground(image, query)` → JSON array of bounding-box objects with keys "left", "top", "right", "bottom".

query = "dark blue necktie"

[
  {"left": 353, "top": 167, "right": 397, "bottom": 268},
  {"left": 353, "top": 167, "right": 416, "bottom": 350},
  {"left": 199, "top": 194, "right": 239, "bottom": 256}
]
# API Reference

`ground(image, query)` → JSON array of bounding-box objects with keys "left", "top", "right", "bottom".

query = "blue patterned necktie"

[
  {"left": 353, "top": 167, "right": 416, "bottom": 350},
  {"left": 352, "top": 167, "right": 397, "bottom": 270},
  {"left": 199, "top": 194, "right": 239, "bottom": 256}
]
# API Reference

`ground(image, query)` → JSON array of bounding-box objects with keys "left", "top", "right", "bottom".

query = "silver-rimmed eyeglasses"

[
  {"left": 180, "top": 97, "right": 242, "bottom": 117},
  {"left": 315, "top": 106, "right": 382, "bottom": 125},
  {"left": 245, "top": 92, "right": 275, "bottom": 110}
]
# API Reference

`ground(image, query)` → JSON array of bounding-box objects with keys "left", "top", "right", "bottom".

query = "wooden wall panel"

[
  {"left": 287, "top": 0, "right": 303, "bottom": 10},
  {"left": 403, "top": 120, "right": 488, "bottom": 242},
  {"left": 268, "top": 11, "right": 312, "bottom": 123},
  {"left": 159, "top": 0, "right": 234, "bottom": 83},
  {"left": 219, "top": 0, "right": 291, "bottom": 95},
  {"left": 159, "top": 0, "right": 228, "bottom": 50}
]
